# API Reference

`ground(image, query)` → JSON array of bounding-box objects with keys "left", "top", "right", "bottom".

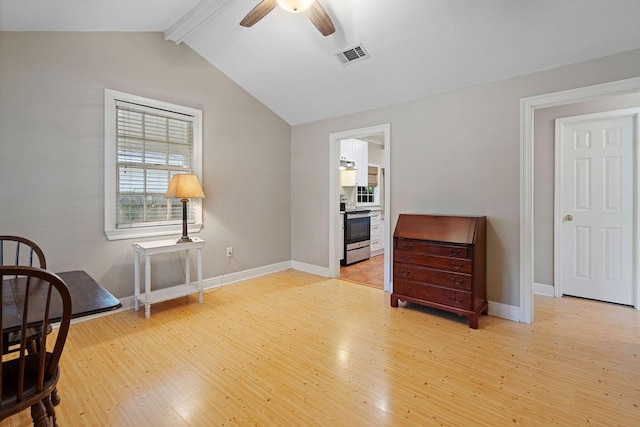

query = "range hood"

[{"left": 340, "top": 160, "right": 357, "bottom": 170}]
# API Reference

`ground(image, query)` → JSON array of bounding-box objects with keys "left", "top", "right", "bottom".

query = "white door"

[{"left": 555, "top": 109, "right": 638, "bottom": 305}]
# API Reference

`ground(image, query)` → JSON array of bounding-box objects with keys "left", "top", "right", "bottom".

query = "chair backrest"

[
  {"left": 0, "top": 236, "right": 46, "bottom": 269},
  {"left": 1, "top": 238, "right": 49, "bottom": 356},
  {"left": 0, "top": 266, "right": 72, "bottom": 418}
]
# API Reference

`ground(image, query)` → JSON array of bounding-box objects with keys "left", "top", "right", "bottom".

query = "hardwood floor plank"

[{"left": 4, "top": 269, "right": 639, "bottom": 426}]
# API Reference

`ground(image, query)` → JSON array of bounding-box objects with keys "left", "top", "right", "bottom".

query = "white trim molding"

[
  {"left": 487, "top": 301, "right": 520, "bottom": 322},
  {"left": 520, "top": 76, "right": 640, "bottom": 324},
  {"left": 328, "top": 124, "right": 392, "bottom": 293},
  {"left": 80, "top": 260, "right": 522, "bottom": 325},
  {"left": 532, "top": 283, "right": 555, "bottom": 297},
  {"left": 290, "top": 261, "right": 330, "bottom": 277},
  {"left": 164, "top": 0, "right": 232, "bottom": 44},
  {"left": 104, "top": 88, "right": 203, "bottom": 241}
]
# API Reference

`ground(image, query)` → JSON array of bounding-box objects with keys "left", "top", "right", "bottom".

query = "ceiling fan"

[{"left": 240, "top": 0, "right": 336, "bottom": 36}]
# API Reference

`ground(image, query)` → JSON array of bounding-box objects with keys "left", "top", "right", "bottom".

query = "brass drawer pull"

[
  {"left": 448, "top": 248, "right": 461, "bottom": 256},
  {"left": 450, "top": 262, "right": 464, "bottom": 269},
  {"left": 450, "top": 278, "right": 464, "bottom": 286},
  {"left": 402, "top": 243, "right": 414, "bottom": 249},
  {"left": 398, "top": 254, "right": 412, "bottom": 261},
  {"left": 400, "top": 269, "right": 410, "bottom": 276},
  {"left": 450, "top": 295, "right": 464, "bottom": 304}
]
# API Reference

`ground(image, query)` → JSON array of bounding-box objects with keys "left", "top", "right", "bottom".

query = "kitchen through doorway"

[{"left": 328, "top": 124, "right": 391, "bottom": 292}]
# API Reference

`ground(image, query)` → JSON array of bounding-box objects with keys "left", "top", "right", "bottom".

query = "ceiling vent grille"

[{"left": 335, "top": 44, "right": 370, "bottom": 66}]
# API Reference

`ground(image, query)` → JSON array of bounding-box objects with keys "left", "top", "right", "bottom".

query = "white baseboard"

[
  {"left": 488, "top": 300, "right": 520, "bottom": 322},
  {"left": 78, "top": 261, "right": 294, "bottom": 323},
  {"left": 118, "top": 296, "right": 136, "bottom": 311},
  {"left": 78, "top": 261, "right": 522, "bottom": 326},
  {"left": 203, "top": 261, "right": 292, "bottom": 289},
  {"left": 533, "top": 282, "right": 555, "bottom": 297},
  {"left": 289, "top": 260, "right": 330, "bottom": 277}
]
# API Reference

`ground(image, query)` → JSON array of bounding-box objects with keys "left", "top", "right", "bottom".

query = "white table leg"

[
  {"left": 197, "top": 247, "right": 203, "bottom": 303},
  {"left": 185, "top": 249, "right": 191, "bottom": 288},
  {"left": 134, "top": 251, "right": 140, "bottom": 311},
  {"left": 144, "top": 254, "right": 151, "bottom": 319}
]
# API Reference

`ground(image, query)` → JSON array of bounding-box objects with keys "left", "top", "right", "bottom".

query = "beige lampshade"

[{"left": 166, "top": 174, "right": 205, "bottom": 199}]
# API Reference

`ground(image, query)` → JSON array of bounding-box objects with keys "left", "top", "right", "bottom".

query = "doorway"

[
  {"left": 328, "top": 124, "right": 391, "bottom": 292},
  {"left": 521, "top": 77, "right": 640, "bottom": 323}
]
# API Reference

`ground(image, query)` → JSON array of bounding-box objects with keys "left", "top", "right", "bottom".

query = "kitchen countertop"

[{"left": 340, "top": 206, "right": 383, "bottom": 214}]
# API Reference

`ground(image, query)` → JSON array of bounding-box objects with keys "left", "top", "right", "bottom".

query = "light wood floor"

[{"left": 5, "top": 270, "right": 640, "bottom": 426}]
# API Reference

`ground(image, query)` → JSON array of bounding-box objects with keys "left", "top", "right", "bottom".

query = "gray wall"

[
  {"left": 0, "top": 32, "right": 291, "bottom": 299},
  {"left": 533, "top": 92, "right": 640, "bottom": 286},
  {"left": 291, "top": 48, "right": 640, "bottom": 307},
  {"left": 4, "top": 31, "right": 640, "bottom": 308}
]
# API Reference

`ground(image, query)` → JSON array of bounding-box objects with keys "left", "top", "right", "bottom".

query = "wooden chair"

[
  {"left": 0, "top": 266, "right": 72, "bottom": 427},
  {"left": 0, "top": 236, "right": 49, "bottom": 355},
  {"left": 0, "top": 236, "right": 61, "bottom": 407},
  {"left": 0, "top": 236, "right": 47, "bottom": 270}
]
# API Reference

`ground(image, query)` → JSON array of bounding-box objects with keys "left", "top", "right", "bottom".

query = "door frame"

[
  {"left": 520, "top": 76, "right": 640, "bottom": 323},
  {"left": 328, "top": 124, "right": 391, "bottom": 292},
  {"left": 553, "top": 108, "right": 640, "bottom": 300}
]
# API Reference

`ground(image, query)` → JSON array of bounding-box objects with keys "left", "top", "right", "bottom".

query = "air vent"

[{"left": 335, "top": 44, "right": 370, "bottom": 66}]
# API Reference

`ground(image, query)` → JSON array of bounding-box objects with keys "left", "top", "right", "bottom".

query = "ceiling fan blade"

[
  {"left": 240, "top": 0, "right": 278, "bottom": 27},
  {"left": 306, "top": 1, "right": 335, "bottom": 36}
]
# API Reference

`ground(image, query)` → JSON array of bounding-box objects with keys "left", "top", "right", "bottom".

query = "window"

[
  {"left": 357, "top": 186, "right": 375, "bottom": 204},
  {"left": 104, "top": 89, "right": 203, "bottom": 240},
  {"left": 356, "top": 165, "right": 380, "bottom": 205}
]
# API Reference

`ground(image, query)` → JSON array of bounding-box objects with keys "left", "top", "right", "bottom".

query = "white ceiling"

[{"left": 3, "top": 0, "right": 640, "bottom": 125}]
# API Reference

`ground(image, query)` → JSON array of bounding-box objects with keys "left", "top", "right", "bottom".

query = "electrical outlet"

[{"left": 226, "top": 247, "right": 233, "bottom": 257}]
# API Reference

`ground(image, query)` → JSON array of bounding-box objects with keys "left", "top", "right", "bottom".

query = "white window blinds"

[{"left": 115, "top": 101, "right": 195, "bottom": 228}]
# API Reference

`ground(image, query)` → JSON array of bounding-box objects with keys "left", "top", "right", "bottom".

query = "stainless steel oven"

[{"left": 342, "top": 210, "right": 371, "bottom": 265}]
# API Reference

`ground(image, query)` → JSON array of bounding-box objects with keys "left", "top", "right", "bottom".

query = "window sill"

[{"left": 105, "top": 223, "right": 203, "bottom": 241}]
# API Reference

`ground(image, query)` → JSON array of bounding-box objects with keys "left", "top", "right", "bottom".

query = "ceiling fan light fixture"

[{"left": 276, "top": 0, "right": 314, "bottom": 13}]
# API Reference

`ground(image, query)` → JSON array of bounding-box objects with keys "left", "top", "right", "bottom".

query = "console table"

[{"left": 132, "top": 237, "right": 205, "bottom": 318}]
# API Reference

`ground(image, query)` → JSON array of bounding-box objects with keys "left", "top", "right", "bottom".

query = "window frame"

[
  {"left": 104, "top": 89, "right": 203, "bottom": 241},
  {"left": 356, "top": 186, "right": 375, "bottom": 204}
]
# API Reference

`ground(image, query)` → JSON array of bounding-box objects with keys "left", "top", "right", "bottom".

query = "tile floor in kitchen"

[{"left": 339, "top": 254, "right": 384, "bottom": 289}]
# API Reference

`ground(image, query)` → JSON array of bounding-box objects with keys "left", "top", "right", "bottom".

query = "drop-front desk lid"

[{"left": 393, "top": 214, "right": 483, "bottom": 244}]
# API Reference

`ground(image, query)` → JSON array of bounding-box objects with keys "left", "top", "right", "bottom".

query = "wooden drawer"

[
  {"left": 394, "top": 280, "right": 472, "bottom": 310},
  {"left": 395, "top": 239, "right": 469, "bottom": 259},
  {"left": 394, "top": 262, "right": 472, "bottom": 291},
  {"left": 394, "top": 250, "right": 472, "bottom": 273}
]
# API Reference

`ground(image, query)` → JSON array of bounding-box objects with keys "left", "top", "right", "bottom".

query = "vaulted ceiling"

[{"left": 3, "top": 0, "right": 640, "bottom": 125}]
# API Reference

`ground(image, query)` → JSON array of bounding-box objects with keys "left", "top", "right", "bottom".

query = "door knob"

[{"left": 564, "top": 214, "right": 573, "bottom": 221}]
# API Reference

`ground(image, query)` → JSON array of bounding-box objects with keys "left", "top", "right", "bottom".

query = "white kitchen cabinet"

[
  {"left": 340, "top": 139, "right": 355, "bottom": 162},
  {"left": 341, "top": 139, "right": 368, "bottom": 186},
  {"left": 353, "top": 139, "right": 368, "bottom": 186},
  {"left": 370, "top": 210, "right": 384, "bottom": 256},
  {"left": 340, "top": 169, "right": 356, "bottom": 187}
]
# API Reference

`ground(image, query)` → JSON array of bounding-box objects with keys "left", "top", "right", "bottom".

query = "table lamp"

[{"left": 166, "top": 174, "right": 205, "bottom": 243}]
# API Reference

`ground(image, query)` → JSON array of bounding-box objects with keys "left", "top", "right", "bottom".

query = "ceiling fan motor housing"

[{"left": 277, "top": 0, "right": 314, "bottom": 13}]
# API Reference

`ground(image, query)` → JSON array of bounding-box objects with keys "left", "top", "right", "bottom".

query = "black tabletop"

[{"left": 2, "top": 270, "right": 122, "bottom": 333}]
